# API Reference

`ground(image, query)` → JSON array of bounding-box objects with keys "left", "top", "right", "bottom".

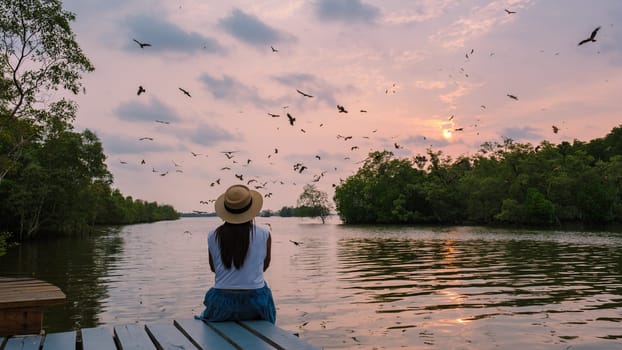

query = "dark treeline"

[
  {"left": 334, "top": 126, "right": 622, "bottom": 226},
  {"left": 0, "top": 0, "right": 178, "bottom": 242},
  {"left": 0, "top": 117, "right": 179, "bottom": 240}
]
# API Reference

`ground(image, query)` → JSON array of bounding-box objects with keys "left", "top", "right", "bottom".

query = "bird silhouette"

[
  {"left": 296, "top": 89, "right": 313, "bottom": 98},
  {"left": 235, "top": 174, "right": 244, "bottom": 181},
  {"left": 337, "top": 105, "right": 348, "bottom": 113},
  {"left": 552, "top": 125, "right": 560, "bottom": 134},
  {"left": 289, "top": 240, "right": 303, "bottom": 246},
  {"left": 268, "top": 112, "right": 280, "bottom": 117},
  {"left": 578, "top": 26, "right": 601, "bottom": 46},
  {"left": 222, "top": 151, "right": 236, "bottom": 159},
  {"left": 507, "top": 94, "right": 519, "bottom": 100},
  {"left": 287, "top": 113, "right": 295, "bottom": 126},
  {"left": 137, "top": 85, "right": 146, "bottom": 95},
  {"left": 133, "top": 39, "right": 151, "bottom": 48},
  {"left": 190, "top": 152, "right": 200, "bottom": 157},
  {"left": 271, "top": 45, "right": 278, "bottom": 52},
  {"left": 155, "top": 120, "right": 170, "bottom": 124},
  {"left": 179, "top": 87, "right": 192, "bottom": 97},
  {"left": 504, "top": 9, "right": 516, "bottom": 14},
  {"left": 139, "top": 137, "right": 154, "bottom": 141}
]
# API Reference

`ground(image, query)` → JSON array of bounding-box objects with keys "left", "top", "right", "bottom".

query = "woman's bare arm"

[
  {"left": 264, "top": 233, "right": 272, "bottom": 271},
  {"left": 208, "top": 251, "right": 215, "bottom": 272}
]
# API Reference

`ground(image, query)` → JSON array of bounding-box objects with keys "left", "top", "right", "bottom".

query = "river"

[{"left": 1, "top": 217, "right": 621, "bottom": 349}]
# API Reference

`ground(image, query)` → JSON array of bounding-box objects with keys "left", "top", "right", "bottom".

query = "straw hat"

[{"left": 214, "top": 184, "right": 263, "bottom": 224}]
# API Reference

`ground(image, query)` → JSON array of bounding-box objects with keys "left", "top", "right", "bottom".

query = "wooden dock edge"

[{"left": 0, "top": 318, "right": 321, "bottom": 350}]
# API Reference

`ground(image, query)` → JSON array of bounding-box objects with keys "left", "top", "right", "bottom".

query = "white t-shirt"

[{"left": 208, "top": 224, "right": 269, "bottom": 289}]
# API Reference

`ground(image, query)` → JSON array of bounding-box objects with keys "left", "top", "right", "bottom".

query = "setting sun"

[{"left": 443, "top": 129, "right": 453, "bottom": 140}]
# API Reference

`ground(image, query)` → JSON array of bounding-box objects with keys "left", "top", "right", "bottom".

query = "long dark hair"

[{"left": 215, "top": 220, "right": 255, "bottom": 269}]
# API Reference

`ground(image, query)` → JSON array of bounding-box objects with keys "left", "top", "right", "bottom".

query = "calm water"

[{"left": 1, "top": 217, "right": 622, "bottom": 349}]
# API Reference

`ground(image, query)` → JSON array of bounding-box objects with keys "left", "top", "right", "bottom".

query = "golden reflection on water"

[{"left": 1, "top": 218, "right": 622, "bottom": 349}]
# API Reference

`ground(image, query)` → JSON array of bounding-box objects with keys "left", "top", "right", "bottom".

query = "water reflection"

[
  {"left": 1, "top": 219, "right": 622, "bottom": 349},
  {"left": 0, "top": 227, "right": 123, "bottom": 331},
  {"left": 336, "top": 234, "right": 622, "bottom": 348}
]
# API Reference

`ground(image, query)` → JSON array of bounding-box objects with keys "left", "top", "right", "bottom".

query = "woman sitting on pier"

[{"left": 198, "top": 184, "right": 276, "bottom": 324}]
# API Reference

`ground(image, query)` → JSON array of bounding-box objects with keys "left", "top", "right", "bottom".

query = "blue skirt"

[{"left": 198, "top": 283, "right": 276, "bottom": 324}]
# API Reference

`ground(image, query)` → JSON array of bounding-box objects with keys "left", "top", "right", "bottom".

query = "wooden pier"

[
  {"left": 0, "top": 318, "right": 320, "bottom": 350},
  {"left": 0, "top": 277, "right": 66, "bottom": 336}
]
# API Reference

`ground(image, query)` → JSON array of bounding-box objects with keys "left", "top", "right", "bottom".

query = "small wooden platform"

[
  {"left": 0, "top": 277, "right": 66, "bottom": 336},
  {"left": 0, "top": 318, "right": 320, "bottom": 350}
]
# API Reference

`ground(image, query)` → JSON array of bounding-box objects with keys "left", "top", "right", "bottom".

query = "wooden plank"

[
  {"left": 239, "top": 321, "right": 320, "bottom": 350},
  {"left": 81, "top": 327, "right": 117, "bottom": 350},
  {"left": 2, "top": 335, "right": 43, "bottom": 350},
  {"left": 145, "top": 323, "right": 198, "bottom": 350},
  {"left": 114, "top": 324, "right": 156, "bottom": 350},
  {"left": 41, "top": 331, "right": 76, "bottom": 350},
  {"left": 173, "top": 319, "right": 236, "bottom": 350},
  {"left": 0, "top": 307, "right": 44, "bottom": 336},
  {"left": 207, "top": 322, "right": 277, "bottom": 350},
  {"left": 0, "top": 278, "right": 65, "bottom": 310}
]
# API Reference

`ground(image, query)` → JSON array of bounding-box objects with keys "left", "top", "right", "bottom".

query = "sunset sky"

[{"left": 60, "top": 0, "right": 622, "bottom": 212}]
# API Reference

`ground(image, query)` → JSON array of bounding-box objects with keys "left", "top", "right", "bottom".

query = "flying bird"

[
  {"left": 296, "top": 89, "right": 313, "bottom": 98},
  {"left": 578, "top": 26, "right": 601, "bottom": 46},
  {"left": 507, "top": 94, "right": 519, "bottom": 100},
  {"left": 179, "top": 87, "right": 192, "bottom": 97},
  {"left": 155, "top": 120, "right": 170, "bottom": 124},
  {"left": 137, "top": 85, "right": 146, "bottom": 95},
  {"left": 268, "top": 112, "right": 280, "bottom": 118},
  {"left": 139, "top": 137, "right": 154, "bottom": 141},
  {"left": 222, "top": 151, "right": 236, "bottom": 159},
  {"left": 504, "top": 9, "right": 516, "bottom": 14},
  {"left": 552, "top": 125, "right": 560, "bottom": 134},
  {"left": 337, "top": 105, "right": 348, "bottom": 113},
  {"left": 289, "top": 240, "right": 303, "bottom": 246},
  {"left": 287, "top": 113, "right": 295, "bottom": 126},
  {"left": 235, "top": 174, "right": 244, "bottom": 181},
  {"left": 271, "top": 45, "right": 278, "bottom": 52},
  {"left": 133, "top": 38, "right": 151, "bottom": 48}
]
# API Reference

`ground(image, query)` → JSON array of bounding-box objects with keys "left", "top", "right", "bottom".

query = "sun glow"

[{"left": 443, "top": 129, "right": 453, "bottom": 139}]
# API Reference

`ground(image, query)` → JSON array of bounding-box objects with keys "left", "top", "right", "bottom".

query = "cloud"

[
  {"left": 272, "top": 72, "right": 339, "bottom": 107},
  {"left": 314, "top": 0, "right": 381, "bottom": 23},
  {"left": 415, "top": 80, "right": 448, "bottom": 90},
  {"left": 172, "top": 123, "right": 239, "bottom": 147},
  {"left": 383, "top": 1, "right": 455, "bottom": 24},
  {"left": 99, "top": 132, "right": 175, "bottom": 155},
  {"left": 431, "top": 0, "right": 531, "bottom": 49},
  {"left": 123, "top": 15, "right": 224, "bottom": 53},
  {"left": 402, "top": 134, "right": 450, "bottom": 148},
  {"left": 501, "top": 126, "right": 542, "bottom": 141},
  {"left": 115, "top": 98, "right": 181, "bottom": 123},
  {"left": 218, "top": 8, "right": 291, "bottom": 47},
  {"left": 199, "top": 73, "right": 274, "bottom": 107}
]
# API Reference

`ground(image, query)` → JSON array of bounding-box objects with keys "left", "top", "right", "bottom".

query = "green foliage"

[
  {"left": 297, "top": 184, "right": 332, "bottom": 223},
  {"left": 0, "top": 1, "right": 178, "bottom": 240},
  {"left": 334, "top": 126, "right": 622, "bottom": 226},
  {"left": 0, "top": 231, "right": 10, "bottom": 257},
  {"left": 278, "top": 206, "right": 296, "bottom": 217}
]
